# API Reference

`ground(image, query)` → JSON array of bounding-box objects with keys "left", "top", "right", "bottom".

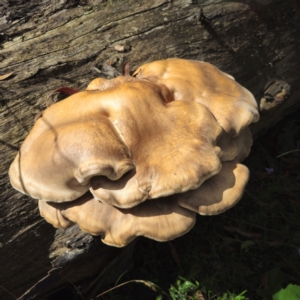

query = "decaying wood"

[{"left": 0, "top": 0, "right": 300, "bottom": 299}]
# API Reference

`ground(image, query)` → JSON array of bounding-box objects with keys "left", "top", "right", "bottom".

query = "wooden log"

[{"left": 0, "top": 0, "right": 299, "bottom": 298}]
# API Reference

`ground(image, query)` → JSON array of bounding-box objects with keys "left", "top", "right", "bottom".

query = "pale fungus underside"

[{"left": 9, "top": 58, "right": 259, "bottom": 247}]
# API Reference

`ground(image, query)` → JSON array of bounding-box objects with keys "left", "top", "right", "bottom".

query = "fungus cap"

[
  {"left": 9, "top": 77, "right": 222, "bottom": 208},
  {"left": 38, "top": 162, "right": 249, "bottom": 246},
  {"left": 176, "top": 162, "right": 250, "bottom": 215},
  {"left": 133, "top": 58, "right": 259, "bottom": 137},
  {"left": 39, "top": 192, "right": 196, "bottom": 247},
  {"left": 9, "top": 118, "right": 134, "bottom": 202}
]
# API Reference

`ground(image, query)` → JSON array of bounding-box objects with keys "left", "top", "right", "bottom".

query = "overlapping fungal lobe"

[
  {"left": 90, "top": 93, "right": 223, "bottom": 208},
  {"left": 133, "top": 58, "right": 259, "bottom": 137},
  {"left": 133, "top": 58, "right": 258, "bottom": 164},
  {"left": 9, "top": 107, "right": 135, "bottom": 202},
  {"left": 9, "top": 76, "right": 222, "bottom": 208},
  {"left": 38, "top": 193, "right": 196, "bottom": 247},
  {"left": 38, "top": 161, "right": 250, "bottom": 247},
  {"left": 175, "top": 162, "right": 250, "bottom": 216}
]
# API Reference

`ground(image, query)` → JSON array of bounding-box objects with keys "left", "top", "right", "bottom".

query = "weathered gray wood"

[{"left": 1, "top": 0, "right": 300, "bottom": 298}]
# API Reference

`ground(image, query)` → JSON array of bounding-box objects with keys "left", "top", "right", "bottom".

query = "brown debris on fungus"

[{"left": 9, "top": 58, "right": 259, "bottom": 247}]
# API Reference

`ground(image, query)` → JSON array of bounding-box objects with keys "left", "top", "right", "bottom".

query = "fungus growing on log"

[{"left": 9, "top": 58, "right": 259, "bottom": 247}]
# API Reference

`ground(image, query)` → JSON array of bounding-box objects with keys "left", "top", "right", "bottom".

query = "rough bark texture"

[{"left": 0, "top": 0, "right": 299, "bottom": 299}]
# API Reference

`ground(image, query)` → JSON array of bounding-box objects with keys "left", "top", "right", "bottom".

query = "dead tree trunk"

[{"left": 0, "top": 0, "right": 299, "bottom": 299}]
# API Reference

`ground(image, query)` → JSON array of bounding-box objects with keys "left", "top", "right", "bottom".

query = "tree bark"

[{"left": 0, "top": 0, "right": 299, "bottom": 299}]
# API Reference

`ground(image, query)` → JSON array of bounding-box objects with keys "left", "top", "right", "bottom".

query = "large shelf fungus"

[{"left": 9, "top": 58, "right": 259, "bottom": 247}]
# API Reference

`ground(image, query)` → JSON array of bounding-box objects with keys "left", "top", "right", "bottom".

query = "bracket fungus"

[{"left": 9, "top": 58, "right": 259, "bottom": 247}]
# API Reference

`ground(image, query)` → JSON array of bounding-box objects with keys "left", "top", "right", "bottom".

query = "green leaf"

[
  {"left": 273, "top": 284, "right": 300, "bottom": 300},
  {"left": 169, "top": 277, "right": 200, "bottom": 300}
]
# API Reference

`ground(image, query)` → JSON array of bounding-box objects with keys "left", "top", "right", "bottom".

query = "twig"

[
  {"left": 93, "top": 280, "right": 158, "bottom": 299},
  {"left": 277, "top": 149, "right": 300, "bottom": 158}
]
